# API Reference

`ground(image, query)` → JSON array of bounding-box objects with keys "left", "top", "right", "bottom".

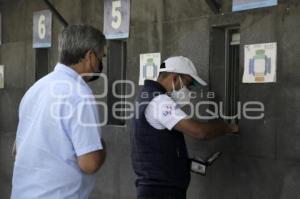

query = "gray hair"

[{"left": 58, "top": 24, "right": 106, "bottom": 66}]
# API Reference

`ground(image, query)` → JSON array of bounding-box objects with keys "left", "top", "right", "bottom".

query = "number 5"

[
  {"left": 38, "top": 15, "right": 46, "bottom": 39},
  {"left": 111, "top": 0, "right": 122, "bottom": 29}
]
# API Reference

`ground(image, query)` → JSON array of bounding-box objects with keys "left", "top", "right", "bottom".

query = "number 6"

[
  {"left": 38, "top": 15, "right": 46, "bottom": 39},
  {"left": 111, "top": 0, "right": 122, "bottom": 29}
]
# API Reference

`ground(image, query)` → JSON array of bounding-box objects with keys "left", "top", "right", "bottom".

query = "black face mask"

[{"left": 88, "top": 60, "right": 103, "bottom": 82}]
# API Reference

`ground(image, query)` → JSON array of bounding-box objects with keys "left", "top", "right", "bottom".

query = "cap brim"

[{"left": 191, "top": 75, "right": 207, "bottom": 86}]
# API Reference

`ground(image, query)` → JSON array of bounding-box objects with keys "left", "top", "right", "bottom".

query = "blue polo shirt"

[{"left": 11, "top": 63, "right": 103, "bottom": 199}]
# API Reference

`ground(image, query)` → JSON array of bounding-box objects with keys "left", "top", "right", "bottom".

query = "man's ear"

[
  {"left": 83, "top": 50, "right": 95, "bottom": 70},
  {"left": 171, "top": 73, "right": 179, "bottom": 89},
  {"left": 171, "top": 73, "right": 177, "bottom": 82},
  {"left": 84, "top": 50, "right": 93, "bottom": 62}
]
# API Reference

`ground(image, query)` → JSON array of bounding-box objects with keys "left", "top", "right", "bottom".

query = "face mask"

[
  {"left": 88, "top": 59, "right": 103, "bottom": 82},
  {"left": 171, "top": 76, "right": 191, "bottom": 107}
]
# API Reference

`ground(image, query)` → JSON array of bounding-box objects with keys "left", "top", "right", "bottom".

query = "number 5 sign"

[
  {"left": 104, "top": 0, "right": 130, "bottom": 40},
  {"left": 33, "top": 10, "right": 52, "bottom": 48}
]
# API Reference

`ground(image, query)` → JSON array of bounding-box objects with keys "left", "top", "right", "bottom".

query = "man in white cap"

[{"left": 131, "top": 56, "right": 238, "bottom": 199}]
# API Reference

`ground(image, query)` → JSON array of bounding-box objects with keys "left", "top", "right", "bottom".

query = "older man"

[{"left": 11, "top": 24, "right": 106, "bottom": 199}]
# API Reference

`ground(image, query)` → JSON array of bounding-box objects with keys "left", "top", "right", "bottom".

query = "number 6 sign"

[
  {"left": 104, "top": 0, "right": 130, "bottom": 39},
  {"left": 33, "top": 10, "right": 52, "bottom": 48}
]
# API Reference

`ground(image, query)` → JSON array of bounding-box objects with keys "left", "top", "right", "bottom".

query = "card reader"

[{"left": 190, "top": 152, "right": 222, "bottom": 176}]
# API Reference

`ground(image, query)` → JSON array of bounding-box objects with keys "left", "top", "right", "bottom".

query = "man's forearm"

[
  {"left": 175, "top": 119, "right": 236, "bottom": 140},
  {"left": 201, "top": 122, "right": 233, "bottom": 140}
]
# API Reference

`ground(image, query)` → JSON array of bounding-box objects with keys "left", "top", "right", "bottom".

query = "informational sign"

[
  {"left": 139, "top": 53, "right": 161, "bottom": 85},
  {"left": 243, "top": 42, "right": 277, "bottom": 83},
  {"left": 33, "top": 10, "right": 52, "bottom": 48},
  {"left": 233, "top": 0, "right": 278, "bottom": 11},
  {"left": 103, "top": 0, "right": 130, "bottom": 39},
  {"left": 0, "top": 65, "right": 4, "bottom": 89}
]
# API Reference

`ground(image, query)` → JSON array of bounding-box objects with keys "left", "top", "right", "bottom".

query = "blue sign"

[{"left": 233, "top": 0, "right": 278, "bottom": 12}]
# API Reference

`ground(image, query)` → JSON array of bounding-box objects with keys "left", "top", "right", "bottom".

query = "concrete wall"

[{"left": 1, "top": 0, "right": 300, "bottom": 198}]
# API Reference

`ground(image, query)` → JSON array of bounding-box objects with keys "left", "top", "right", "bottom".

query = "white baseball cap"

[{"left": 159, "top": 56, "right": 207, "bottom": 86}]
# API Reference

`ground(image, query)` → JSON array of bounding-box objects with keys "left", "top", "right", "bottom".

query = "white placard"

[
  {"left": 139, "top": 53, "right": 161, "bottom": 85},
  {"left": 243, "top": 42, "right": 277, "bottom": 83},
  {"left": 0, "top": 65, "right": 4, "bottom": 88}
]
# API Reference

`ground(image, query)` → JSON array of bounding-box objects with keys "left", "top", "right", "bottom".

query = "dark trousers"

[
  {"left": 138, "top": 196, "right": 186, "bottom": 199},
  {"left": 137, "top": 186, "right": 187, "bottom": 199}
]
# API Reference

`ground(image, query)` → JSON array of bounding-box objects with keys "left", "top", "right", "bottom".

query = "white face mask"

[{"left": 171, "top": 76, "right": 191, "bottom": 107}]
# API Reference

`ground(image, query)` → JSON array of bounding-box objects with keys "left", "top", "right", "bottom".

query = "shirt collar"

[
  {"left": 144, "top": 80, "right": 167, "bottom": 93},
  {"left": 54, "top": 63, "right": 81, "bottom": 78},
  {"left": 54, "top": 63, "right": 92, "bottom": 90}
]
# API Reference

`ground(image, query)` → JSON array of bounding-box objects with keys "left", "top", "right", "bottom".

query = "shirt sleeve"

[
  {"left": 69, "top": 99, "right": 103, "bottom": 157},
  {"left": 145, "top": 94, "right": 188, "bottom": 130}
]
